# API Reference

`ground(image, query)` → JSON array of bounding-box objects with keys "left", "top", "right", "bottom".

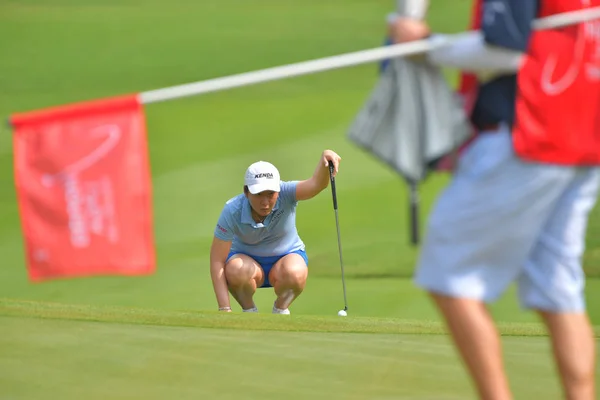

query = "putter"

[{"left": 328, "top": 161, "right": 348, "bottom": 313}]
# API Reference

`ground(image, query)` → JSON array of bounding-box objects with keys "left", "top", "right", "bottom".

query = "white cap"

[{"left": 244, "top": 161, "right": 281, "bottom": 194}]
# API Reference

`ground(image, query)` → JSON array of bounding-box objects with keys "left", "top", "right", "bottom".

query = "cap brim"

[{"left": 247, "top": 182, "right": 280, "bottom": 194}]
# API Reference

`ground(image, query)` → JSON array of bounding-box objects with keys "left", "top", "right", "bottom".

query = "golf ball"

[{"left": 337, "top": 310, "right": 347, "bottom": 317}]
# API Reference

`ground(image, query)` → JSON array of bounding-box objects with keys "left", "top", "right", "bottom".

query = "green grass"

[
  {"left": 1, "top": 0, "right": 600, "bottom": 398},
  {"left": 2, "top": 274, "right": 600, "bottom": 324},
  {"left": 1, "top": 300, "right": 599, "bottom": 399},
  {"left": 0, "top": 319, "right": 575, "bottom": 400},
  {"left": 0, "top": 299, "right": 560, "bottom": 336}
]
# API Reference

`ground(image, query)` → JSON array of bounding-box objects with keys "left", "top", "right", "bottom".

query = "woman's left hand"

[{"left": 322, "top": 149, "right": 342, "bottom": 177}]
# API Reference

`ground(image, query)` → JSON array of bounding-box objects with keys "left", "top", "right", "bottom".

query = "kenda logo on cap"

[{"left": 254, "top": 173, "right": 274, "bottom": 179}]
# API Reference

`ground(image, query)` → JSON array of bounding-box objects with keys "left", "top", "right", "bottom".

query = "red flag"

[{"left": 11, "top": 94, "right": 156, "bottom": 282}]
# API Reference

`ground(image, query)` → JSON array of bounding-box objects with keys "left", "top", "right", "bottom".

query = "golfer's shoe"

[
  {"left": 243, "top": 307, "right": 258, "bottom": 313},
  {"left": 272, "top": 303, "right": 290, "bottom": 315}
]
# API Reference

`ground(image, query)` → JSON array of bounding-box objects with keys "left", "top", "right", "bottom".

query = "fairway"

[{"left": 1, "top": 0, "right": 600, "bottom": 398}]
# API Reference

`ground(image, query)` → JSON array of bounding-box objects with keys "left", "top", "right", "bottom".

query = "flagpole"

[{"left": 139, "top": 7, "right": 600, "bottom": 105}]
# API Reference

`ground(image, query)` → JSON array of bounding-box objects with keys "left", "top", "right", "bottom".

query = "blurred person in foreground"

[
  {"left": 209, "top": 150, "right": 342, "bottom": 315},
  {"left": 390, "top": 0, "right": 600, "bottom": 399}
]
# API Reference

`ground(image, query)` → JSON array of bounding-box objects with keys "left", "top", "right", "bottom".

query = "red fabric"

[
  {"left": 513, "top": 0, "right": 600, "bottom": 165},
  {"left": 11, "top": 94, "right": 156, "bottom": 282}
]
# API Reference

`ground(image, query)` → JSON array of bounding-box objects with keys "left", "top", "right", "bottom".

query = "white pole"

[
  {"left": 532, "top": 6, "right": 600, "bottom": 30},
  {"left": 139, "top": 39, "right": 443, "bottom": 105},
  {"left": 139, "top": 7, "right": 600, "bottom": 105}
]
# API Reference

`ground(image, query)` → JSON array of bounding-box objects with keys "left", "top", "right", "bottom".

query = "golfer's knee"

[
  {"left": 225, "top": 257, "right": 254, "bottom": 286},
  {"left": 278, "top": 263, "right": 308, "bottom": 289}
]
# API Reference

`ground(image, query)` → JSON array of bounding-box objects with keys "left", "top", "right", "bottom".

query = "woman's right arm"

[{"left": 210, "top": 236, "right": 233, "bottom": 311}]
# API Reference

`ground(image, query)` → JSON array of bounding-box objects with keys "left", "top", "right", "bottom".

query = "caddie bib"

[{"left": 513, "top": 0, "right": 600, "bottom": 165}]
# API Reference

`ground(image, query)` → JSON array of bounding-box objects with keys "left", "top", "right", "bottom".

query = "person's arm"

[
  {"left": 210, "top": 236, "right": 233, "bottom": 311},
  {"left": 428, "top": 0, "right": 538, "bottom": 74},
  {"left": 210, "top": 208, "right": 234, "bottom": 311},
  {"left": 426, "top": 32, "right": 523, "bottom": 74},
  {"left": 391, "top": 0, "right": 538, "bottom": 75},
  {"left": 295, "top": 149, "right": 342, "bottom": 201}
]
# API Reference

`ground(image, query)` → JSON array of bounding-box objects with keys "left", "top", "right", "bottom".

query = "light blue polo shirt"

[{"left": 214, "top": 181, "right": 305, "bottom": 257}]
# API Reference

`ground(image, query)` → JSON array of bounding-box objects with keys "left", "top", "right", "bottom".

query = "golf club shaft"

[
  {"left": 329, "top": 161, "right": 348, "bottom": 311},
  {"left": 334, "top": 209, "right": 348, "bottom": 311}
]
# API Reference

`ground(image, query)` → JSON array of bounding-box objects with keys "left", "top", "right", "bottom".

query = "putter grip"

[{"left": 328, "top": 161, "right": 338, "bottom": 210}]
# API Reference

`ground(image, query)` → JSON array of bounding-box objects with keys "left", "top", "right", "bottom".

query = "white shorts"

[{"left": 414, "top": 125, "right": 600, "bottom": 312}]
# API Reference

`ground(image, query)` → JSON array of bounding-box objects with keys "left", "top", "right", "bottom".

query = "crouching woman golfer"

[{"left": 210, "top": 149, "right": 342, "bottom": 314}]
